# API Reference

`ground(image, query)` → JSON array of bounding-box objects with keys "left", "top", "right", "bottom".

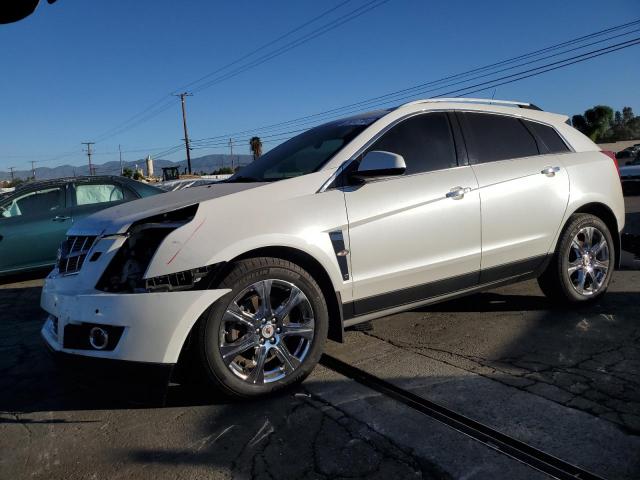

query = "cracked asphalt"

[{"left": 0, "top": 196, "right": 638, "bottom": 479}]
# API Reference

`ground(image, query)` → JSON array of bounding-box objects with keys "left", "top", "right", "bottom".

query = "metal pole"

[
  {"left": 174, "top": 93, "right": 193, "bottom": 174},
  {"left": 81, "top": 142, "right": 95, "bottom": 175},
  {"left": 119, "top": 144, "right": 123, "bottom": 175}
]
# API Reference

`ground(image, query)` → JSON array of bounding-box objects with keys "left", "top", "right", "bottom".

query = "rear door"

[
  {"left": 457, "top": 112, "right": 570, "bottom": 281},
  {"left": 0, "top": 184, "right": 72, "bottom": 273},
  {"left": 344, "top": 112, "right": 481, "bottom": 316}
]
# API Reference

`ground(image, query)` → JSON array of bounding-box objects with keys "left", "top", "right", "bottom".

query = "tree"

[
  {"left": 249, "top": 136, "right": 263, "bottom": 161},
  {"left": 122, "top": 167, "right": 133, "bottom": 178},
  {"left": 572, "top": 104, "right": 639, "bottom": 142},
  {"left": 7, "top": 178, "right": 24, "bottom": 188},
  {"left": 614, "top": 110, "right": 623, "bottom": 126},
  {"left": 571, "top": 105, "right": 614, "bottom": 142}
]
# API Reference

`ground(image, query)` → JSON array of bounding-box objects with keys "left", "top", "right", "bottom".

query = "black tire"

[
  {"left": 196, "top": 257, "right": 328, "bottom": 398},
  {"left": 538, "top": 213, "right": 615, "bottom": 304}
]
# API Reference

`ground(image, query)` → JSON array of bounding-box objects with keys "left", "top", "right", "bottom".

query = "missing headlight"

[
  {"left": 96, "top": 204, "right": 200, "bottom": 293},
  {"left": 145, "top": 265, "right": 219, "bottom": 292}
]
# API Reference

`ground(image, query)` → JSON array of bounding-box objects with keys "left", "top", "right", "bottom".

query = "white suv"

[{"left": 41, "top": 98, "right": 625, "bottom": 398}]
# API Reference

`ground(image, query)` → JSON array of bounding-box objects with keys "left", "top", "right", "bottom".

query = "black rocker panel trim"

[
  {"left": 329, "top": 231, "right": 350, "bottom": 281},
  {"left": 342, "top": 254, "right": 549, "bottom": 319},
  {"left": 478, "top": 255, "right": 548, "bottom": 285}
]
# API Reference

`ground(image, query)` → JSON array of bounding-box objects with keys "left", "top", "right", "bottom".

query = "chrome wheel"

[
  {"left": 567, "top": 226, "right": 610, "bottom": 296},
  {"left": 219, "top": 279, "right": 315, "bottom": 385}
]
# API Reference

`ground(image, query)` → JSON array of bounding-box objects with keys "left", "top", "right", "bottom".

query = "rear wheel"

[
  {"left": 196, "top": 257, "right": 328, "bottom": 398},
  {"left": 538, "top": 213, "right": 614, "bottom": 304}
]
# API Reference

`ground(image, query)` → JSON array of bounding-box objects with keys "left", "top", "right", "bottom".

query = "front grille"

[{"left": 57, "top": 235, "right": 97, "bottom": 275}]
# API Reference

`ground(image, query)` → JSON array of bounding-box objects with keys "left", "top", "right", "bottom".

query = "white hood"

[{"left": 68, "top": 182, "right": 266, "bottom": 235}]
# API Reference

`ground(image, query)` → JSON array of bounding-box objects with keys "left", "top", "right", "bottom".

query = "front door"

[
  {"left": 0, "top": 185, "right": 71, "bottom": 273},
  {"left": 344, "top": 112, "right": 482, "bottom": 317}
]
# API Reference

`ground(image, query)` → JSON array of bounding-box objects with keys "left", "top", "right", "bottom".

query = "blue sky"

[{"left": 1, "top": 0, "right": 639, "bottom": 171}]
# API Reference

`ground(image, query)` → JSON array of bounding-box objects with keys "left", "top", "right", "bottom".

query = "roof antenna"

[{"left": 490, "top": 88, "right": 497, "bottom": 104}]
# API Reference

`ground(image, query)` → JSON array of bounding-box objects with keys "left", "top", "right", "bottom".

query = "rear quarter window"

[{"left": 523, "top": 120, "right": 570, "bottom": 154}]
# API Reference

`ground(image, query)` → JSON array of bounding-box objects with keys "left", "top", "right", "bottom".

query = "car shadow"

[{"left": 0, "top": 268, "right": 50, "bottom": 286}]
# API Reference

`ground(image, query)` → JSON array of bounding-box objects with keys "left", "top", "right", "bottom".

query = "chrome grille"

[{"left": 57, "top": 235, "right": 97, "bottom": 275}]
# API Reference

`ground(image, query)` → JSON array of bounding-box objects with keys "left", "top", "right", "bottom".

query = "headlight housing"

[{"left": 96, "top": 204, "right": 209, "bottom": 293}]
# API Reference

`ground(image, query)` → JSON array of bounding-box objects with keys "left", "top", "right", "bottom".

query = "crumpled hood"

[{"left": 68, "top": 182, "right": 266, "bottom": 235}]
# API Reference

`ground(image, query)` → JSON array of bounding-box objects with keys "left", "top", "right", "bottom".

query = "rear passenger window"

[
  {"left": 367, "top": 113, "right": 457, "bottom": 175},
  {"left": 459, "top": 112, "right": 539, "bottom": 163},
  {"left": 75, "top": 183, "right": 124, "bottom": 206},
  {"left": 523, "top": 120, "right": 570, "bottom": 154}
]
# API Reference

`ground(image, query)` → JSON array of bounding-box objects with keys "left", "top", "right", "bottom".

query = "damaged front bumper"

[{"left": 40, "top": 274, "right": 231, "bottom": 364}]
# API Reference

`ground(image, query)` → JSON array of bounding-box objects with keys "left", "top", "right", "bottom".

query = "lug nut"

[
  {"left": 276, "top": 328, "right": 281, "bottom": 333},
  {"left": 255, "top": 328, "right": 260, "bottom": 333},
  {"left": 270, "top": 338, "right": 276, "bottom": 343},
  {"left": 260, "top": 338, "right": 265, "bottom": 344},
  {"left": 262, "top": 318, "right": 266, "bottom": 324}
]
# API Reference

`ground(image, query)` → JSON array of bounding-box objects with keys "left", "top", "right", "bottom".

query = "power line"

[
  {"left": 90, "top": 0, "right": 379, "bottom": 144},
  {"left": 11, "top": 17, "right": 640, "bottom": 168},
  {"left": 186, "top": 36, "right": 640, "bottom": 159},
  {"left": 190, "top": 0, "right": 392, "bottom": 94},
  {"left": 189, "top": 20, "right": 640, "bottom": 145},
  {"left": 178, "top": 0, "right": 355, "bottom": 93}
]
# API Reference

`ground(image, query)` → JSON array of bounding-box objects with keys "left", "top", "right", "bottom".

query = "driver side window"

[
  {"left": 366, "top": 112, "right": 458, "bottom": 175},
  {"left": 1, "top": 187, "right": 65, "bottom": 219}
]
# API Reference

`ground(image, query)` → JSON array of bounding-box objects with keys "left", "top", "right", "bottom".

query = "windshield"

[{"left": 227, "top": 112, "right": 388, "bottom": 182}]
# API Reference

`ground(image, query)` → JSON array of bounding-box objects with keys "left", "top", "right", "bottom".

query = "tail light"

[{"left": 601, "top": 150, "right": 620, "bottom": 177}]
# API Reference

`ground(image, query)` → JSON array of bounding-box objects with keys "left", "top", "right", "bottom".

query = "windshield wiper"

[{"left": 225, "top": 175, "right": 263, "bottom": 183}]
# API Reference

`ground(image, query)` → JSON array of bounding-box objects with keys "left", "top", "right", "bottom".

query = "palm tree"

[{"left": 249, "top": 136, "right": 263, "bottom": 161}]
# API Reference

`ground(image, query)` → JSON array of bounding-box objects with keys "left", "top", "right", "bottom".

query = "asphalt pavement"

[{"left": 1, "top": 196, "right": 639, "bottom": 479}]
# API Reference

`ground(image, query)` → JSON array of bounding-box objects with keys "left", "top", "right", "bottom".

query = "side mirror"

[{"left": 350, "top": 151, "right": 406, "bottom": 182}]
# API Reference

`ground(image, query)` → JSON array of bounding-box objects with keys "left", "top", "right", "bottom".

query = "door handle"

[
  {"left": 446, "top": 186, "right": 472, "bottom": 200},
  {"left": 541, "top": 166, "right": 561, "bottom": 177},
  {"left": 52, "top": 215, "right": 71, "bottom": 222}
]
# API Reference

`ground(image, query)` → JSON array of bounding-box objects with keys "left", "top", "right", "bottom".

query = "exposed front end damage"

[{"left": 40, "top": 196, "right": 235, "bottom": 401}]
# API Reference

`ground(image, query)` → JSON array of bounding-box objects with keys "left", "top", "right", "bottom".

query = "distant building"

[{"left": 146, "top": 155, "right": 154, "bottom": 177}]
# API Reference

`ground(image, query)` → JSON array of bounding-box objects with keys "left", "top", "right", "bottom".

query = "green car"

[{"left": 0, "top": 176, "right": 163, "bottom": 276}]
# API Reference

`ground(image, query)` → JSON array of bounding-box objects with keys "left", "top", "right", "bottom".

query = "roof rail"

[{"left": 402, "top": 98, "right": 543, "bottom": 111}]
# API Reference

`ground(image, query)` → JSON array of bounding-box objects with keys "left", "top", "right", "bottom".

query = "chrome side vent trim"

[{"left": 329, "top": 231, "right": 350, "bottom": 281}]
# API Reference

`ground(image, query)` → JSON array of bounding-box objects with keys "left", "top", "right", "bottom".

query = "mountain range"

[{"left": 1, "top": 153, "right": 254, "bottom": 181}]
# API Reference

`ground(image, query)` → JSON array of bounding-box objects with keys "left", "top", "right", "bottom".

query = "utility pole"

[
  {"left": 8, "top": 167, "right": 15, "bottom": 180},
  {"left": 228, "top": 138, "right": 234, "bottom": 171},
  {"left": 30, "top": 160, "right": 37, "bottom": 180},
  {"left": 173, "top": 92, "right": 193, "bottom": 174},
  {"left": 118, "top": 144, "right": 124, "bottom": 175},
  {"left": 81, "top": 142, "right": 95, "bottom": 176}
]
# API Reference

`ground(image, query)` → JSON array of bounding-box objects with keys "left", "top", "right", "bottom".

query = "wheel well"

[
  {"left": 572, "top": 202, "right": 621, "bottom": 268},
  {"left": 231, "top": 246, "right": 344, "bottom": 342}
]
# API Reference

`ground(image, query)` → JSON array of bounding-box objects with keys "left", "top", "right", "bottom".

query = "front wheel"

[
  {"left": 538, "top": 213, "right": 615, "bottom": 304},
  {"left": 196, "top": 257, "right": 328, "bottom": 398}
]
